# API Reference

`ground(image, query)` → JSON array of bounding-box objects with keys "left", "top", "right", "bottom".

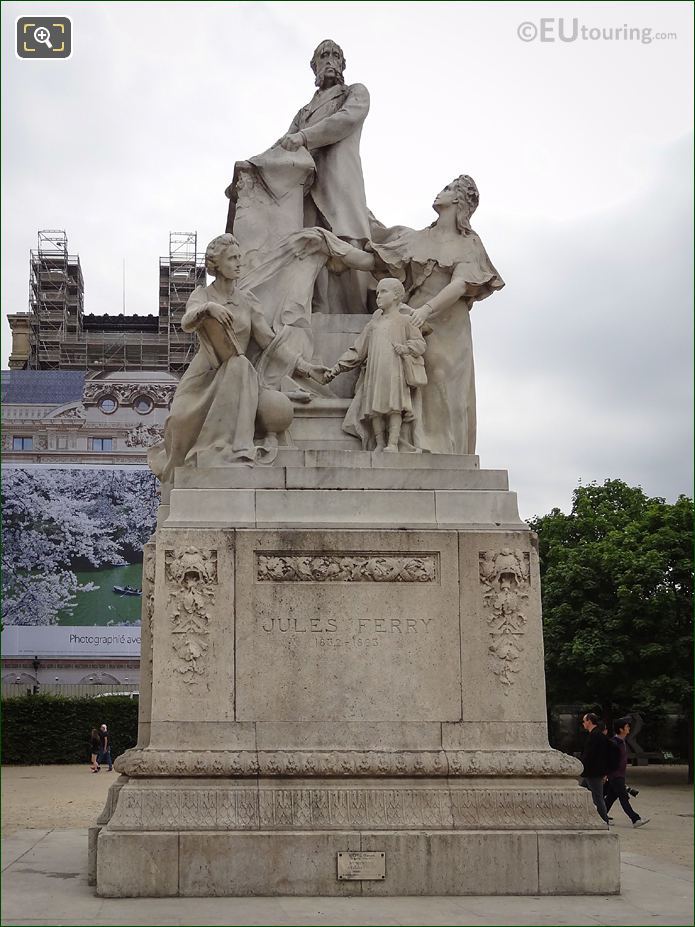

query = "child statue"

[{"left": 323, "top": 278, "right": 427, "bottom": 452}]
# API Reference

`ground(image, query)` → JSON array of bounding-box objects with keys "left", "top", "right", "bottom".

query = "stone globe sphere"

[{"left": 256, "top": 388, "right": 293, "bottom": 435}]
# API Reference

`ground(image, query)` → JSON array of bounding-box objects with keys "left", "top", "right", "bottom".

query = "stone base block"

[{"left": 96, "top": 828, "right": 619, "bottom": 897}]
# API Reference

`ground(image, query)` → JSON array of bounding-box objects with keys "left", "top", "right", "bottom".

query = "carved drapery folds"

[
  {"left": 479, "top": 549, "right": 531, "bottom": 690},
  {"left": 165, "top": 547, "right": 218, "bottom": 686},
  {"left": 257, "top": 553, "right": 438, "bottom": 583}
]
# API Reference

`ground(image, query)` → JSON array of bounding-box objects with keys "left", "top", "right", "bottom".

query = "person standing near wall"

[
  {"left": 98, "top": 723, "right": 112, "bottom": 772},
  {"left": 90, "top": 728, "right": 101, "bottom": 773}
]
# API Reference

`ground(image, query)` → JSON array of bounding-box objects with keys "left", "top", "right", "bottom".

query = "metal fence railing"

[{"left": 1, "top": 683, "right": 139, "bottom": 700}]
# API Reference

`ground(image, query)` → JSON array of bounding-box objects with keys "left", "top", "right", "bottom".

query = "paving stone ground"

[{"left": 1, "top": 763, "right": 692, "bottom": 925}]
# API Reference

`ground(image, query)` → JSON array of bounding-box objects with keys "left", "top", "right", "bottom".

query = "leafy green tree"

[{"left": 529, "top": 480, "right": 693, "bottom": 776}]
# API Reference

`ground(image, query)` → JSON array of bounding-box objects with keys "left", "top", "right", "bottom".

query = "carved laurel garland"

[
  {"left": 165, "top": 548, "right": 217, "bottom": 687},
  {"left": 257, "top": 553, "right": 438, "bottom": 583},
  {"left": 479, "top": 549, "right": 531, "bottom": 690}
]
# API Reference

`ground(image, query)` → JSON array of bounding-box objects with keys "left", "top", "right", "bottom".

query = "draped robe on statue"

[
  {"left": 149, "top": 286, "right": 273, "bottom": 482},
  {"left": 352, "top": 223, "right": 504, "bottom": 455}
]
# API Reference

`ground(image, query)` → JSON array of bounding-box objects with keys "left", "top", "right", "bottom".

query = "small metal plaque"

[{"left": 337, "top": 851, "right": 386, "bottom": 880}]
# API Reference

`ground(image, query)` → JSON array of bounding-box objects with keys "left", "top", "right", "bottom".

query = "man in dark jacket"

[
  {"left": 98, "top": 723, "right": 113, "bottom": 772},
  {"left": 579, "top": 712, "right": 610, "bottom": 823},
  {"left": 605, "top": 718, "right": 650, "bottom": 827}
]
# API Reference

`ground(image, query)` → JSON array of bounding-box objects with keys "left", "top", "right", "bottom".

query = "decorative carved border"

[
  {"left": 114, "top": 747, "right": 581, "bottom": 779},
  {"left": 108, "top": 784, "right": 598, "bottom": 831},
  {"left": 84, "top": 382, "right": 176, "bottom": 408},
  {"left": 479, "top": 549, "right": 531, "bottom": 690},
  {"left": 164, "top": 548, "right": 218, "bottom": 687},
  {"left": 256, "top": 552, "right": 439, "bottom": 583}
]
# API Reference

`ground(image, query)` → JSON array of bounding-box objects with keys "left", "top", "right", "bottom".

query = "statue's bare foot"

[{"left": 383, "top": 445, "right": 398, "bottom": 453}]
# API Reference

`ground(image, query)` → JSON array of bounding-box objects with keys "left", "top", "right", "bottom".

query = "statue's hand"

[
  {"left": 206, "top": 302, "right": 236, "bottom": 330},
  {"left": 393, "top": 343, "right": 409, "bottom": 356},
  {"left": 291, "top": 228, "right": 326, "bottom": 259},
  {"left": 410, "top": 304, "right": 433, "bottom": 329},
  {"left": 305, "top": 364, "right": 330, "bottom": 384},
  {"left": 279, "top": 132, "right": 305, "bottom": 152},
  {"left": 322, "top": 366, "right": 339, "bottom": 384}
]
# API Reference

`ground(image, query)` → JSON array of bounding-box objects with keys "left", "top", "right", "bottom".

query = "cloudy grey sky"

[{"left": 2, "top": 1, "right": 692, "bottom": 518}]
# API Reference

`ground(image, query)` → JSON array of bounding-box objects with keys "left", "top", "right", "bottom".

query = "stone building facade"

[{"left": 2, "top": 368, "right": 177, "bottom": 688}]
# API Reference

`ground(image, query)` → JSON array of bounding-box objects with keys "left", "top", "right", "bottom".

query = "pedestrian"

[
  {"left": 99, "top": 723, "right": 113, "bottom": 771},
  {"left": 579, "top": 712, "right": 611, "bottom": 824},
  {"left": 90, "top": 728, "right": 101, "bottom": 773},
  {"left": 605, "top": 717, "right": 650, "bottom": 828}
]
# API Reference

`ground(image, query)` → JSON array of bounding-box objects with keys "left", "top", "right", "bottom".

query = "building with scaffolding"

[
  {"left": 2, "top": 230, "right": 209, "bottom": 688},
  {"left": 7, "top": 230, "right": 205, "bottom": 375}
]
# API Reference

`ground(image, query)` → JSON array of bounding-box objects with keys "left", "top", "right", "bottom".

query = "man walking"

[
  {"left": 99, "top": 723, "right": 113, "bottom": 772},
  {"left": 579, "top": 712, "right": 611, "bottom": 824},
  {"left": 605, "top": 717, "right": 650, "bottom": 828}
]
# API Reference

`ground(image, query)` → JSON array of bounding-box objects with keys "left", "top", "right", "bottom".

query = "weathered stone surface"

[
  {"left": 255, "top": 721, "right": 442, "bottom": 751},
  {"left": 101, "top": 520, "right": 619, "bottom": 897},
  {"left": 170, "top": 464, "right": 504, "bottom": 491},
  {"left": 98, "top": 826, "right": 619, "bottom": 896},
  {"left": 95, "top": 827, "right": 619, "bottom": 897},
  {"left": 442, "top": 721, "right": 550, "bottom": 751},
  {"left": 105, "top": 778, "right": 599, "bottom": 832},
  {"left": 147, "top": 530, "right": 237, "bottom": 740},
  {"left": 537, "top": 831, "right": 621, "bottom": 894},
  {"left": 435, "top": 490, "right": 524, "bottom": 528},
  {"left": 284, "top": 467, "right": 507, "bottom": 491},
  {"left": 254, "top": 488, "right": 439, "bottom": 528},
  {"left": 115, "top": 746, "right": 581, "bottom": 779},
  {"left": 87, "top": 826, "right": 100, "bottom": 886},
  {"left": 179, "top": 831, "right": 362, "bottom": 896},
  {"left": 167, "top": 489, "right": 256, "bottom": 527},
  {"left": 96, "top": 831, "right": 179, "bottom": 897},
  {"left": 164, "top": 485, "right": 523, "bottom": 530},
  {"left": 360, "top": 831, "right": 539, "bottom": 896},
  {"left": 458, "top": 532, "right": 549, "bottom": 724},
  {"left": 235, "top": 530, "right": 460, "bottom": 722}
]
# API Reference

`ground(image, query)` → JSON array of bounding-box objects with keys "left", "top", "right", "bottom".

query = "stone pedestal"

[{"left": 93, "top": 453, "right": 620, "bottom": 896}]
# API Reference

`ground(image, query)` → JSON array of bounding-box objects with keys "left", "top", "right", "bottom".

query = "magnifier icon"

[{"left": 33, "top": 26, "right": 53, "bottom": 49}]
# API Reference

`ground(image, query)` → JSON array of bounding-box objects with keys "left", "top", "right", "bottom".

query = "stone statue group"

[{"left": 149, "top": 40, "right": 504, "bottom": 481}]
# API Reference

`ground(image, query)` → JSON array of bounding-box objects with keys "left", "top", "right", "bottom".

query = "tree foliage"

[
  {"left": 2, "top": 468, "right": 158, "bottom": 626},
  {"left": 529, "top": 479, "right": 693, "bottom": 713}
]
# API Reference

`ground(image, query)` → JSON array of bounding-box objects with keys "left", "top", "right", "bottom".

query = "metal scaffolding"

[
  {"left": 159, "top": 232, "right": 205, "bottom": 376},
  {"left": 29, "top": 230, "right": 84, "bottom": 370},
  {"left": 20, "top": 230, "right": 206, "bottom": 374}
]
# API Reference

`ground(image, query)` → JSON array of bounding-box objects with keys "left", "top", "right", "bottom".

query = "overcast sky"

[{"left": 2, "top": 1, "right": 692, "bottom": 518}]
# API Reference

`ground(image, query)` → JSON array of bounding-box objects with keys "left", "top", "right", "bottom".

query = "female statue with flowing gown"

[
  {"left": 294, "top": 175, "right": 504, "bottom": 454},
  {"left": 149, "top": 234, "right": 324, "bottom": 482}
]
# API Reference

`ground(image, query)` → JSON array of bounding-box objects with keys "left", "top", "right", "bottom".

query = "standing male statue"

[
  {"left": 277, "top": 39, "right": 370, "bottom": 248},
  {"left": 227, "top": 40, "right": 371, "bottom": 315}
]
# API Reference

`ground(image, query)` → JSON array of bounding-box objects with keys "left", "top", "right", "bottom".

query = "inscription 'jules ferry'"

[{"left": 261, "top": 617, "right": 433, "bottom": 633}]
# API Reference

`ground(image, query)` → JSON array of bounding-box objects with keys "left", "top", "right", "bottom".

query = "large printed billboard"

[{"left": 2, "top": 466, "right": 158, "bottom": 657}]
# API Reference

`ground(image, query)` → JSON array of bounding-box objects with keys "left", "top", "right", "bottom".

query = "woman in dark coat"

[{"left": 90, "top": 728, "right": 101, "bottom": 773}]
